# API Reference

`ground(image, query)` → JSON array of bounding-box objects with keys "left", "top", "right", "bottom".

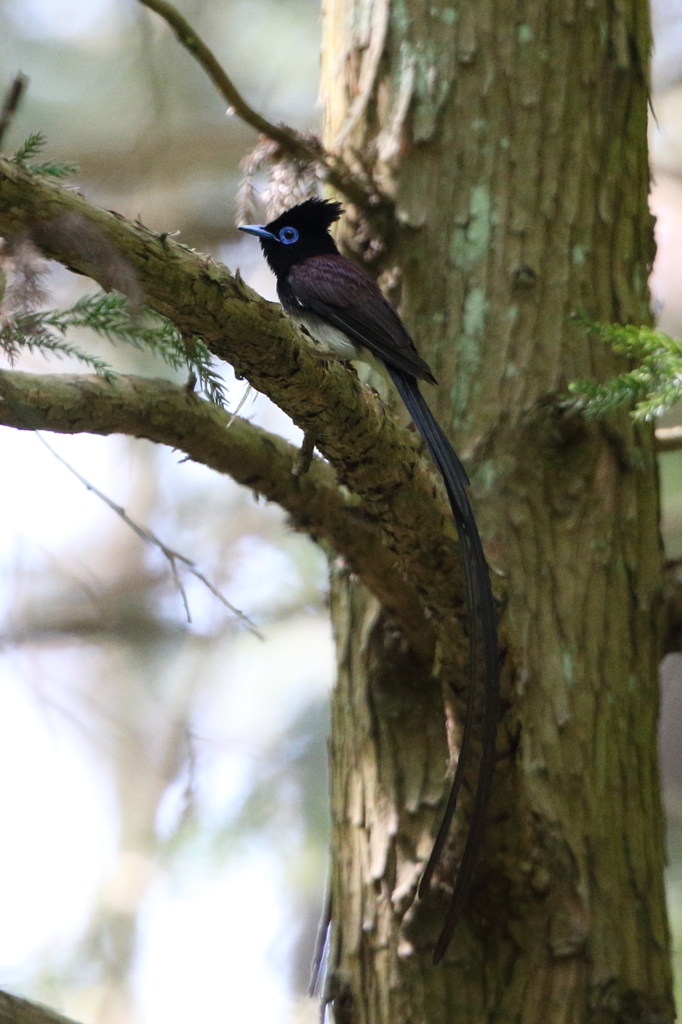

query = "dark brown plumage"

[{"left": 285, "top": 254, "right": 437, "bottom": 382}]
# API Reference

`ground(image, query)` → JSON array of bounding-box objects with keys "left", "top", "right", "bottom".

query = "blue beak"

[{"left": 239, "top": 225, "right": 277, "bottom": 241}]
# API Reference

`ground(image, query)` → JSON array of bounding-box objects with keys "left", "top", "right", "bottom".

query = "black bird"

[{"left": 240, "top": 198, "right": 499, "bottom": 964}]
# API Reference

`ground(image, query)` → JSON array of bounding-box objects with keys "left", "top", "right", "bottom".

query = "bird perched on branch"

[{"left": 240, "top": 198, "right": 499, "bottom": 964}]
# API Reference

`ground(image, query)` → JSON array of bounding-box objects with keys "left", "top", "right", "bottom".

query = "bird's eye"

[{"left": 279, "top": 226, "right": 299, "bottom": 245}]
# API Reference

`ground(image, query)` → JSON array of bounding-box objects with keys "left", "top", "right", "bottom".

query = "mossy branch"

[
  {"left": 0, "top": 991, "right": 80, "bottom": 1024},
  {"left": 0, "top": 367, "right": 433, "bottom": 657},
  {"left": 0, "top": 156, "right": 468, "bottom": 667}
]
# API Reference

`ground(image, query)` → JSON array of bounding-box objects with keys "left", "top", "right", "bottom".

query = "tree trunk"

[{"left": 322, "top": 0, "right": 675, "bottom": 1020}]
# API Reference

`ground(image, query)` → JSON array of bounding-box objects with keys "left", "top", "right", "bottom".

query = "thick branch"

[
  {"left": 0, "top": 159, "right": 468, "bottom": 665},
  {"left": 0, "top": 367, "right": 432, "bottom": 656},
  {"left": 137, "top": 0, "right": 383, "bottom": 213},
  {"left": 0, "top": 991, "right": 79, "bottom": 1024},
  {"left": 655, "top": 425, "right": 682, "bottom": 454}
]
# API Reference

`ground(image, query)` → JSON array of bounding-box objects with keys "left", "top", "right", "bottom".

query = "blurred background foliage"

[{"left": 1, "top": 1, "right": 682, "bottom": 1021}]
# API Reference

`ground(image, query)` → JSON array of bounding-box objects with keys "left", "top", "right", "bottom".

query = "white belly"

[{"left": 293, "top": 311, "right": 359, "bottom": 361}]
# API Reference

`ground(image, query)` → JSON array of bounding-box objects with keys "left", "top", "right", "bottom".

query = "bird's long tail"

[{"left": 387, "top": 366, "right": 499, "bottom": 965}]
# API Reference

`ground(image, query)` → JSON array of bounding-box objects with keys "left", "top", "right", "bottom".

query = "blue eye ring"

[{"left": 279, "top": 226, "right": 299, "bottom": 245}]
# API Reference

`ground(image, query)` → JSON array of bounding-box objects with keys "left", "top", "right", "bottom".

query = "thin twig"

[
  {"left": 308, "top": 886, "right": 331, "bottom": 997},
  {"left": 226, "top": 382, "right": 253, "bottom": 428},
  {"left": 0, "top": 73, "right": 29, "bottom": 152},
  {"left": 138, "top": 0, "right": 304, "bottom": 153},
  {"left": 136, "top": 0, "right": 385, "bottom": 213},
  {"left": 293, "top": 430, "right": 316, "bottom": 476},
  {"left": 35, "top": 432, "right": 262, "bottom": 637},
  {"left": 655, "top": 425, "right": 682, "bottom": 454}
]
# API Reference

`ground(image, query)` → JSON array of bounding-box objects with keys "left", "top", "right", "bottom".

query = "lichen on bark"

[{"left": 322, "top": 0, "right": 674, "bottom": 1020}]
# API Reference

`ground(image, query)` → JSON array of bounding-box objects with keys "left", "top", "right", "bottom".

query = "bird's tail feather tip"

[{"left": 385, "top": 366, "right": 500, "bottom": 964}]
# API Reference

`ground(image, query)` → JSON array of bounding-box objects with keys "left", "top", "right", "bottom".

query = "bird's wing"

[{"left": 287, "top": 256, "right": 437, "bottom": 383}]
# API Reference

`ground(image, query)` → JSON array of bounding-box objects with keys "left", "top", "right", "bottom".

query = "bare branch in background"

[
  {"left": 656, "top": 425, "right": 682, "bottom": 453},
  {"left": 0, "top": 73, "right": 29, "bottom": 152},
  {"left": 136, "top": 0, "right": 385, "bottom": 214},
  {"left": 0, "top": 368, "right": 433, "bottom": 657},
  {"left": 35, "top": 432, "right": 260, "bottom": 634}
]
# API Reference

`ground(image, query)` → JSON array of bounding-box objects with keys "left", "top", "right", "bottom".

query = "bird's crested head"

[{"left": 239, "top": 198, "right": 343, "bottom": 275}]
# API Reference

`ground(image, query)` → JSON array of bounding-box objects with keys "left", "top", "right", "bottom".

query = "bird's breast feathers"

[{"left": 290, "top": 308, "right": 359, "bottom": 361}]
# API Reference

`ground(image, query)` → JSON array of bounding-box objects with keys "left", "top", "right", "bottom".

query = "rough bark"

[
  {"left": 0, "top": 0, "right": 675, "bottom": 1016},
  {"left": 322, "top": 0, "right": 674, "bottom": 1022}
]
